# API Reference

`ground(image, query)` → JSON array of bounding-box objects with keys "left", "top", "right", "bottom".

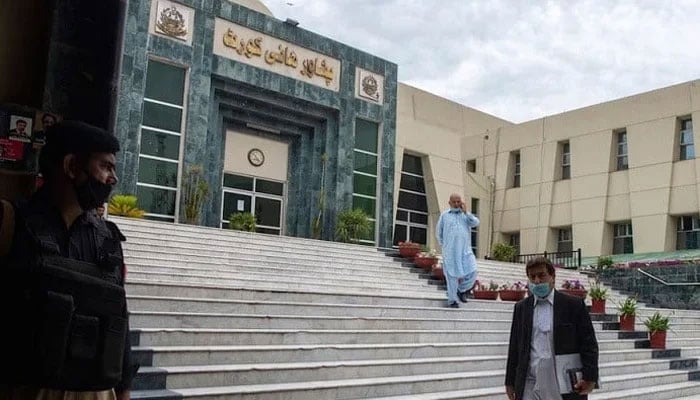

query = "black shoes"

[
  {"left": 448, "top": 301, "right": 460, "bottom": 308},
  {"left": 458, "top": 290, "right": 469, "bottom": 303}
]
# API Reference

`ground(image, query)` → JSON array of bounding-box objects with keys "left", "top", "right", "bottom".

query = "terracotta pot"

[
  {"left": 414, "top": 256, "right": 438, "bottom": 270},
  {"left": 431, "top": 265, "right": 445, "bottom": 281},
  {"left": 649, "top": 331, "right": 667, "bottom": 349},
  {"left": 561, "top": 289, "right": 587, "bottom": 299},
  {"left": 619, "top": 314, "right": 635, "bottom": 331},
  {"left": 473, "top": 290, "right": 499, "bottom": 300},
  {"left": 399, "top": 245, "right": 421, "bottom": 258},
  {"left": 591, "top": 299, "right": 606, "bottom": 314},
  {"left": 499, "top": 290, "right": 527, "bottom": 301}
]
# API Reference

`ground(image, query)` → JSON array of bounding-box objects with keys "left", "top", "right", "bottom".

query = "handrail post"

[{"left": 577, "top": 248, "right": 581, "bottom": 266}]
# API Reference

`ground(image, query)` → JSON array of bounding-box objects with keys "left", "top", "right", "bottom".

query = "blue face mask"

[{"left": 529, "top": 282, "right": 552, "bottom": 298}]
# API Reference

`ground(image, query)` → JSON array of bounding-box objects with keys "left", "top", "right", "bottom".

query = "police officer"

[{"left": 0, "top": 121, "right": 137, "bottom": 400}]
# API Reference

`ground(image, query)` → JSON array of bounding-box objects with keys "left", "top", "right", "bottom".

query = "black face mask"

[{"left": 75, "top": 173, "right": 113, "bottom": 211}]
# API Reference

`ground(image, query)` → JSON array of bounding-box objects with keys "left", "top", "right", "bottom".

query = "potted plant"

[
  {"left": 398, "top": 241, "right": 421, "bottom": 258},
  {"left": 499, "top": 281, "right": 528, "bottom": 301},
  {"left": 228, "top": 212, "right": 256, "bottom": 232},
  {"left": 431, "top": 262, "right": 445, "bottom": 281},
  {"left": 415, "top": 249, "right": 439, "bottom": 270},
  {"left": 644, "top": 312, "right": 671, "bottom": 349},
  {"left": 560, "top": 279, "right": 587, "bottom": 298},
  {"left": 335, "top": 209, "right": 372, "bottom": 243},
  {"left": 473, "top": 280, "right": 499, "bottom": 300},
  {"left": 617, "top": 297, "right": 637, "bottom": 331},
  {"left": 589, "top": 282, "right": 608, "bottom": 314},
  {"left": 492, "top": 242, "right": 517, "bottom": 262},
  {"left": 596, "top": 256, "right": 614, "bottom": 274},
  {"left": 108, "top": 194, "right": 145, "bottom": 218}
]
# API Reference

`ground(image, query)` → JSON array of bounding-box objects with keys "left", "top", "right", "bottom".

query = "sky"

[{"left": 264, "top": 0, "right": 700, "bottom": 123}]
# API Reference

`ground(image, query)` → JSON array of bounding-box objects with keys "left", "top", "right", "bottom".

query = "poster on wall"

[
  {"left": 8, "top": 115, "right": 33, "bottom": 143},
  {"left": 0, "top": 138, "right": 25, "bottom": 161},
  {"left": 33, "top": 111, "right": 59, "bottom": 146}
]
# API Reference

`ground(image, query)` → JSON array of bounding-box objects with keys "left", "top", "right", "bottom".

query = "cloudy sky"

[{"left": 264, "top": 0, "right": 700, "bottom": 123}]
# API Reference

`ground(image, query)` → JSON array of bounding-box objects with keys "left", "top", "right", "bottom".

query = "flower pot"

[
  {"left": 415, "top": 256, "right": 438, "bottom": 270},
  {"left": 499, "top": 290, "right": 527, "bottom": 301},
  {"left": 431, "top": 265, "right": 445, "bottom": 281},
  {"left": 619, "top": 314, "right": 635, "bottom": 331},
  {"left": 473, "top": 290, "right": 499, "bottom": 300},
  {"left": 649, "top": 331, "right": 667, "bottom": 349},
  {"left": 399, "top": 245, "right": 421, "bottom": 258},
  {"left": 591, "top": 299, "right": 606, "bottom": 314},
  {"left": 561, "top": 289, "right": 587, "bottom": 299}
]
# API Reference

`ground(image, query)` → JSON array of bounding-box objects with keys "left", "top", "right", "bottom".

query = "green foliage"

[
  {"left": 644, "top": 312, "right": 671, "bottom": 333},
  {"left": 335, "top": 209, "right": 372, "bottom": 243},
  {"left": 596, "top": 256, "right": 614, "bottom": 272},
  {"left": 108, "top": 194, "right": 145, "bottom": 218},
  {"left": 182, "top": 165, "right": 209, "bottom": 225},
  {"left": 492, "top": 242, "right": 517, "bottom": 262},
  {"left": 617, "top": 297, "right": 638, "bottom": 317},
  {"left": 228, "top": 212, "right": 256, "bottom": 232},
  {"left": 588, "top": 282, "right": 608, "bottom": 300}
]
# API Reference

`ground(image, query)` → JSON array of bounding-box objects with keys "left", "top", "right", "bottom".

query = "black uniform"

[{"left": 0, "top": 188, "right": 137, "bottom": 392}]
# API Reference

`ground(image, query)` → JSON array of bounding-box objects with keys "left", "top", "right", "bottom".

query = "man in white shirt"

[{"left": 505, "top": 257, "right": 599, "bottom": 400}]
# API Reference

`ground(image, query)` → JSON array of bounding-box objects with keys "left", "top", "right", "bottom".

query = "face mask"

[
  {"left": 529, "top": 282, "right": 552, "bottom": 298},
  {"left": 75, "top": 173, "right": 113, "bottom": 211}
]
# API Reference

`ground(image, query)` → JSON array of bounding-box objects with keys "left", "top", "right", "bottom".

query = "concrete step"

[
  {"left": 133, "top": 356, "right": 696, "bottom": 391},
  {"left": 127, "top": 310, "right": 629, "bottom": 333},
  {"left": 132, "top": 345, "right": 670, "bottom": 368}
]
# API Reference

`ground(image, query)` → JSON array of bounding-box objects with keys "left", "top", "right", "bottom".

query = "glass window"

[
  {"left": 561, "top": 142, "right": 571, "bottom": 180},
  {"left": 140, "top": 128, "right": 180, "bottom": 160},
  {"left": 355, "top": 119, "right": 379, "bottom": 153},
  {"left": 616, "top": 130, "right": 628, "bottom": 170},
  {"left": 396, "top": 210, "right": 408, "bottom": 221},
  {"left": 410, "top": 213, "right": 428, "bottom": 224},
  {"left": 512, "top": 152, "right": 521, "bottom": 188},
  {"left": 397, "top": 191, "right": 428, "bottom": 212},
  {"left": 257, "top": 227, "right": 281, "bottom": 235},
  {"left": 138, "top": 157, "right": 179, "bottom": 188},
  {"left": 142, "top": 101, "right": 183, "bottom": 133},
  {"left": 471, "top": 230, "right": 478, "bottom": 257},
  {"left": 409, "top": 226, "right": 427, "bottom": 245},
  {"left": 137, "top": 185, "right": 176, "bottom": 216},
  {"left": 352, "top": 195, "right": 376, "bottom": 218},
  {"left": 467, "top": 159, "right": 476, "bottom": 173},
  {"left": 399, "top": 174, "right": 426, "bottom": 193},
  {"left": 509, "top": 233, "right": 520, "bottom": 253},
  {"left": 353, "top": 174, "right": 377, "bottom": 196},
  {"left": 393, "top": 224, "right": 407, "bottom": 245},
  {"left": 145, "top": 60, "right": 186, "bottom": 105},
  {"left": 677, "top": 215, "right": 700, "bottom": 250},
  {"left": 354, "top": 151, "right": 378, "bottom": 175},
  {"left": 557, "top": 228, "right": 573, "bottom": 253},
  {"left": 471, "top": 198, "right": 480, "bottom": 216},
  {"left": 256, "top": 179, "right": 284, "bottom": 196},
  {"left": 613, "top": 222, "right": 634, "bottom": 254},
  {"left": 680, "top": 118, "right": 694, "bottom": 161},
  {"left": 255, "top": 197, "right": 282, "bottom": 227},
  {"left": 223, "top": 174, "right": 254, "bottom": 191},
  {"left": 401, "top": 154, "right": 423, "bottom": 175},
  {"left": 222, "top": 192, "right": 252, "bottom": 220}
]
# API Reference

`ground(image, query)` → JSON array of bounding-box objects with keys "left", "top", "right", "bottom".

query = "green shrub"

[
  {"left": 228, "top": 212, "right": 256, "bottom": 232},
  {"left": 108, "top": 195, "right": 145, "bottom": 218},
  {"left": 492, "top": 243, "right": 517, "bottom": 262},
  {"left": 335, "top": 209, "right": 372, "bottom": 243}
]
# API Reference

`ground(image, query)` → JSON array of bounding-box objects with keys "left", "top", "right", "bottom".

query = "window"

[
  {"left": 393, "top": 154, "right": 428, "bottom": 246},
  {"left": 221, "top": 174, "right": 284, "bottom": 235},
  {"left": 511, "top": 151, "right": 521, "bottom": 188},
  {"left": 137, "top": 60, "right": 187, "bottom": 221},
  {"left": 471, "top": 198, "right": 480, "bottom": 256},
  {"left": 677, "top": 215, "right": 700, "bottom": 250},
  {"left": 467, "top": 159, "right": 477, "bottom": 173},
  {"left": 680, "top": 118, "right": 694, "bottom": 161},
  {"left": 509, "top": 233, "right": 520, "bottom": 254},
  {"left": 613, "top": 222, "right": 634, "bottom": 254},
  {"left": 561, "top": 141, "right": 570, "bottom": 180},
  {"left": 557, "top": 227, "right": 573, "bottom": 253},
  {"left": 616, "top": 130, "right": 628, "bottom": 170},
  {"left": 353, "top": 119, "right": 380, "bottom": 244}
]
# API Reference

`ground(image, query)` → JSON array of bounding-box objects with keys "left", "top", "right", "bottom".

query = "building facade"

[{"left": 113, "top": 0, "right": 699, "bottom": 259}]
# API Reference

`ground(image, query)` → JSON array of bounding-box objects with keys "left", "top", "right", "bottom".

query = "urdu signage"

[{"left": 213, "top": 18, "right": 341, "bottom": 92}]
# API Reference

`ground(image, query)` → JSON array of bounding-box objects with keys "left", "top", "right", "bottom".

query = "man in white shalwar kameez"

[{"left": 436, "top": 193, "right": 480, "bottom": 308}]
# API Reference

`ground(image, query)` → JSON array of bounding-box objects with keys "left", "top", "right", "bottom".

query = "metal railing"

[
  {"left": 636, "top": 268, "right": 700, "bottom": 286},
  {"left": 513, "top": 248, "right": 582, "bottom": 268}
]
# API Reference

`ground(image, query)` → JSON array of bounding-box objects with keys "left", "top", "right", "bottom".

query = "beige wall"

[
  {"left": 395, "top": 83, "right": 511, "bottom": 253},
  {"left": 396, "top": 79, "right": 700, "bottom": 259},
  {"left": 224, "top": 130, "right": 289, "bottom": 182},
  {"left": 482, "top": 80, "right": 700, "bottom": 258}
]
